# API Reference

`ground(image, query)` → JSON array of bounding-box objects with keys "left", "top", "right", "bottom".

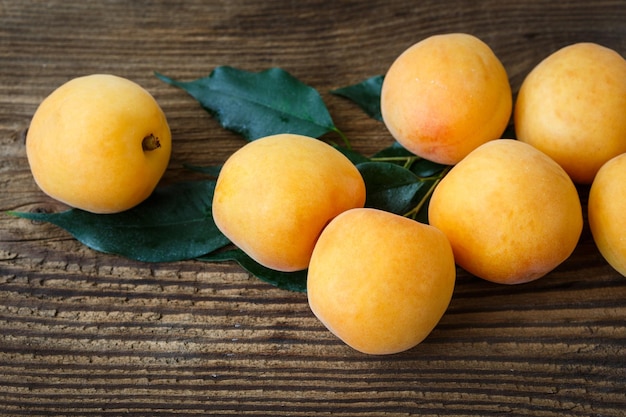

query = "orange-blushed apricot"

[
  {"left": 212, "top": 133, "right": 366, "bottom": 272},
  {"left": 381, "top": 33, "right": 512, "bottom": 165},
  {"left": 429, "top": 139, "right": 582, "bottom": 285},
  {"left": 26, "top": 74, "right": 171, "bottom": 214},
  {"left": 588, "top": 153, "right": 626, "bottom": 277},
  {"left": 307, "top": 208, "right": 456, "bottom": 355},
  {"left": 515, "top": 42, "right": 626, "bottom": 184}
]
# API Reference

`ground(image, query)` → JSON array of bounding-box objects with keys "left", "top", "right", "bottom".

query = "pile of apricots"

[{"left": 26, "top": 33, "right": 626, "bottom": 355}]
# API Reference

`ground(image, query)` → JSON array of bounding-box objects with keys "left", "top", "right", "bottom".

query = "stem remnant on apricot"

[{"left": 142, "top": 134, "right": 161, "bottom": 151}]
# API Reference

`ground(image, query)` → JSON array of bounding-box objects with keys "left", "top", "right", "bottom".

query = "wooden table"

[{"left": 1, "top": 1, "right": 625, "bottom": 415}]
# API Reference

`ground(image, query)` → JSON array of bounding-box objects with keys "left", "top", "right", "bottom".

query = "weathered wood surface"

[{"left": 1, "top": 1, "right": 625, "bottom": 415}]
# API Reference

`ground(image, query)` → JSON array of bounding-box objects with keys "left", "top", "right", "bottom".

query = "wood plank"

[{"left": 1, "top": 0, "right": 625, "bottom": 415}]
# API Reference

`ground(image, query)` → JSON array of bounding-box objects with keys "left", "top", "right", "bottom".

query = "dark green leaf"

[
  {"left": 407, "top": 158, "right": 448, "bottom": 178},
  {"left": 156, "top": 67, "right": 338, "bottom": 141},
  {"left": 183, "top": 164, "right": 222, "bottom": 177},
  {"left": 9, "top": 181, "right": 230, "bottom": 263},
  {"left": 412, "top": 194, "right": 433, "bottom": 224},
  {"left": 372, "top": 142, "right": 448, "bottom": 177},
  {"left": 333, "top": 145, "right": 371, "bottom": 165},
  {"left": 331, "top": 75, "right": 384, "bottom": 121},
  {"left": 198, "top": 249, "right": 307, "bottom": 293},
  {"left": 372, "top": 141, "right": 414, "bottom": 159},
  {"left": 357, "top": 161, "right": 427, "bottom": 215}
]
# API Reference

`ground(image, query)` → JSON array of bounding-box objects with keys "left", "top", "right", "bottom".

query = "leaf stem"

[
  {"left": 332, "top": 127, "right": 352, "bottom": 150},
  {"left": 370, "top": 156, "right": 417, "bottom": 162},
  {"left": 371, "top": 155, "right": 421, "bottom": 169},
  {"left": 403, "top": 166, "right": 451, "bottom": 220}
]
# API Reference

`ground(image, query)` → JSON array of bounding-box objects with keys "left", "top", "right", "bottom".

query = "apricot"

[
  {"left": 307, "top": 208, "right": 456, "bottom": 355},
  {"left": 380, "top": 33, "right": 512, "bottom": 165},
  {"left": 212, "top": 134, "right": 366, "bottom": 272},
  {"left": 588, "top": 153, "right": 626, "bottom": 277},
  {"left": 514, "top": 42, "right": 626, "bottom": 184},
  {"left": 428, "top": 139, "right": 582, "bottom": 285},
  {"left": 26, "top": 74, "right": 171, "bottom": 214}
]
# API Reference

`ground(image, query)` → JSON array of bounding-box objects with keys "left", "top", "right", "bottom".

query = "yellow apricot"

[
  {"left": 307, "top": 208, "right": 456, "bottom": 355},
  {"left": 515, "top": 42, "right": 626, "bottom": 184},
  {"left": 380, "top": 33, "right": 512, "bottom": 165},
  {"left": 428, "top": 139, "right": 582, "bottom": 285},
  {"left": 212, "top": 134, "right": 366, "bottom": 272},
  {"left": 588, "top": 153, "right": 626, "bottom": 277},
  {"left": 26, "top": 74, "right": 171, "bottom": 214}
]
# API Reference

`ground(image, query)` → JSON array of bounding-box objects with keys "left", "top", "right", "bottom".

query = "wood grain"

[{"left": 1, "top": 1, "right": 625, "bottom": 415}]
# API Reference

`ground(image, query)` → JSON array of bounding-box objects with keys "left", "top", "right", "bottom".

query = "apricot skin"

[
  {"left": 212, "top": 134, "right": 366, "bottom": 273},
  {"left": 429, "top": 140, "right": 582, "bottom": 285},
  {"left": 26, "top": 74, "right": 171, "bottom": 214},
  {"left": 515, "top": 42, "right": 626, "bottom": 184},
  {"left": 381, "top": 33, "right": 512, "bottom": 165},
  {"left": 588, "top": 153, "right": 626, "bottom": 277},
  {"left": 307, "top": 208, "right": 456, "bottom": 355}
]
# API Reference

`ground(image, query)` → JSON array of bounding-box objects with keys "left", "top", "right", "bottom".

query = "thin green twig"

[
  {"left": 332, "top": 127, "right": 352, "bottom": 150},
  {"left": 403, "top": 166, "right": 452, "bottom": 220}
]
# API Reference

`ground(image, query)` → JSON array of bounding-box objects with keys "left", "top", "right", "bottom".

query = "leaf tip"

[
  {"left": 6, "top": 210, "right": 27, "bottom": 219},
  {"left": 154, "top": 71, "right": 176, "bottom": 86}
]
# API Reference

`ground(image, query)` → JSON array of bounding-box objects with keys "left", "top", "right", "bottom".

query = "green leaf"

[
  {"left": 198, "top": 249, "right": 307, "bottom": 293},
  {"left": 9, "top": 181, "right": 230, "bottom": 263},
  {"left": 333, "top": 145, "right": 371, "bottom": 165},
  {"left": 331, "top": 75, "right": 384, "bottom": 121},
  {"left": 357, "top": 161, "right": 427, "bottom": 215},
  {"left": 156, "top": 67, "right": 338, "bottom": 141},
  {"left": 372, "top": 142, "right": 448, "bottom": 177},
  {"left": 183, "top": 163, "right": 222, "bottom": 177},
  {"left": 372, "top": 141, "right": 414, "bottom": 159},
  {"left": 407, "top": 157, "right": 448, "bottom": 178}
]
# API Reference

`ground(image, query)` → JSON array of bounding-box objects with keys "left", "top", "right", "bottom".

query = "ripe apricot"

[
  {"left": 429, "top": 139, "right": 582, "bottom": 285},
  {"left": 212, "top": 134, "right": 366, "bottom": 272},
  {"left": 307, "top": 208, "right": 456, "bottom": 355},
  {"left": 26, "top": 74, "right": 171, "bottom": 214},
  {"left": 515, "top": 42, "right": 626, "bottom": 184},
  {"left": 380, "top": 33, "right": 512, "bottom": 165},
  {"left": 588, "top": 153, "right": 626, "bottom": 277}
]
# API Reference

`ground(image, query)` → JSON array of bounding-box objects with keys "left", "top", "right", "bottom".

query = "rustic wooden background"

[{"left": 1, "top": 1, "right": 625, "bottom": 415}]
